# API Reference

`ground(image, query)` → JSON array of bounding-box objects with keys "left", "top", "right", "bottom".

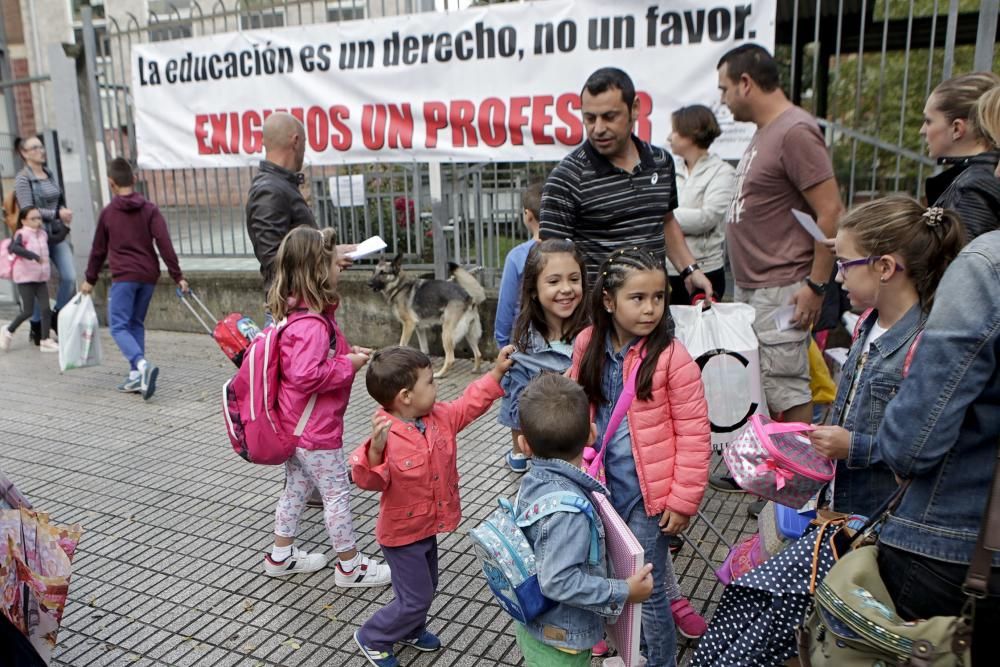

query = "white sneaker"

[
  {"left": 0, "top": 329, "right": 12, "bottom": 351},
  {"left": 39, "top": 338, "right": 59, "bottom": 352},
  {"left": 335, "top": 553, "right": 392, "bottom": 588},
  {"left": 262, "top": 546, "right": 328, "bottom": 577}
]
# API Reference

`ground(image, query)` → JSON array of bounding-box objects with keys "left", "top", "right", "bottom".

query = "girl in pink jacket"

[
  {"left": 1, "top": 207, "right": 57, "bottom": 352},
  {"left": 571, "top": 247, "right": 711, "bottom": 665},
  {"left": 262, "top": 227, "right": 390, "bottom": 589}
]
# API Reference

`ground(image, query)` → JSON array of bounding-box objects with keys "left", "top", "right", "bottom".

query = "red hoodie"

[{"left": 85, "top": 192, "right": 184, "bottom": 285}]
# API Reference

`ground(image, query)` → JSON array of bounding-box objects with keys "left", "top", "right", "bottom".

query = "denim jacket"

[
  {"left": 828, "top": 304, "right": 924, "bottom": 517},
  {"left": 876, "top": 231, "right": 1000, "bottom": 565},
  {"left": 516, "top": 457, "right": 629, "bottom": 650},
  {"left": 498, "top": 324, "right": 573, "bottom": 429}
]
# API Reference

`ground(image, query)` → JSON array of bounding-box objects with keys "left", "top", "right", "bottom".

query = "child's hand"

[
  {"left": 489, "top": 345, "right": 515, "bottom": 382},
  {"left": 370, "top": 414, "right": 391, "bottom": 453},
  {"left": 350, "top": 345, "right": 373, "bottom": 355},
  {"left": 347, "top": 352, "right": 370, "bottom": 371},
  {"left": 658, "top": 510, "right": 690, "bottom": 535},
  {"left": 626, "top": 563, "right": 654, "bottom": 603},
  {"left": 810, "top": 425, "right": 850, "bottom": 460}
]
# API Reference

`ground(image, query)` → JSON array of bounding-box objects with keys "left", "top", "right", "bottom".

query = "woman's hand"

[
  {"left": 58, "top": 208, "right": 73, "bottom": 225},
  {"left": 809, "top": 425, "right": 851, "bottom": 460}
]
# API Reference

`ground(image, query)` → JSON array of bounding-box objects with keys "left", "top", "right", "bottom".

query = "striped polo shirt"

[{"left": 539, "top": 135, "right": 678, "bottom": 281}]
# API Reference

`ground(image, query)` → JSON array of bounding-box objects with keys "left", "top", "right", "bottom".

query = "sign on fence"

[
  {"left": 132, "top": 0, "right": 776, "bottom": 168},
  {"left": 329, "top": 174, "right": 366, "bottom": 207}
]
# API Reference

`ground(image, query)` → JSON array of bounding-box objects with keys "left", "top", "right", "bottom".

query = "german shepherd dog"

[{"left": 369, "top": 254, "right": 483, "bottom": 377}]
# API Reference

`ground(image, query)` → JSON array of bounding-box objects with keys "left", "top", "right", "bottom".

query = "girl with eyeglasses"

[{"left": 807, "top": 196, "right": 965, "bottom": 517}]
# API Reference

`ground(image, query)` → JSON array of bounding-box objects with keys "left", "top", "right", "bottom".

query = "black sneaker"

[
  {"left": 669, "top": 534, "right": 684, "bottom": 555},
  {"left": 709, "top": 475, "right": 746, "bottom": 493},
  {"left": 747, "top": 499, "right": 767, "bottom": 519}
]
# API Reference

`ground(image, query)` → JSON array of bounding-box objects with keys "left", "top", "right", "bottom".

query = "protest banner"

[{"left": 132, "top": 0, "right": 777, "bottom": 168}]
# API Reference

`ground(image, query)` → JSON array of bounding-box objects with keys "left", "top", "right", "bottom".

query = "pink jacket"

[
  {"left": 350, "top": 373, "right": 504, "bottom": 547},
  {"left": 277, "top": 306, "right": 355, "bottom": 450},
  {"left": 11, "top": 227, "right": 50, "bottom": 284},
  {"left": 570, "top": 327, "right": 711, "bottom": 517}
]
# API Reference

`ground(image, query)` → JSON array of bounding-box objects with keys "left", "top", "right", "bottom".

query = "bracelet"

[{"left": 680, "top": 263, "right": 700, "bottom": 280}]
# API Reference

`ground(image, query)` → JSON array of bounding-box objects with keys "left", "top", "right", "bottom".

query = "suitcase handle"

[{"left": 176, "top": 288, "right": 217, "bottom": 334}]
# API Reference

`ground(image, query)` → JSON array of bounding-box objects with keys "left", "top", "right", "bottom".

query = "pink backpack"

[
  {"left": 723, "top": 414, "right": 835, "bottom": 509},
  {"left": 0, "top": 237, "right": 17, "bottom": 280},
  {"left": 222, "top": 312, "right": 332, "bottom": 465}
]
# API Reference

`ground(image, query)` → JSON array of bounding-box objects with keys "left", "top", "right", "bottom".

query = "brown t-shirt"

[{"left": 725, "top": 106, "right": 834, "bottom": 288}]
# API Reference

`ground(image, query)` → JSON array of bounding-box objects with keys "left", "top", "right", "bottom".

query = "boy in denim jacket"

[{"left": 514, "top": 374, "right": 653, "bottom": 666}]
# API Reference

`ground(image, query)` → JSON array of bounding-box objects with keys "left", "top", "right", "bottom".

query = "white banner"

[{"left": 132, "top": 0, "right": 776, "bottom": 169}]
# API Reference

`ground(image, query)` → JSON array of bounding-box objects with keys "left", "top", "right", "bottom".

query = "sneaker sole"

[
  {"left": 678, "top": 628, "right": 706, "bottom": 640},
  {"left": 397, "top": 638, "right": 441, "bottom": 653},
  {"left": 336, "top": 577, "right": 392, "bottom": 588},
  {"left": 506, "top": 457, "right": 528, "bottom": 473},
  {"left": 263, "top": 563, "right": 326, "bottom": 577},
  {"left": 142, "top": 367, "right": 159, "bottom": 401},
  {"left": 354, "top": 630, "right": 396, "bottom": 667}
]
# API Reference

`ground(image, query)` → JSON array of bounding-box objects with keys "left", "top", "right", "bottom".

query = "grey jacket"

[
  {"left": 245, "top": 160, "right": 317, "bottom": 293},
  {"left": 667, "top": 153, "right": 736, "bottom": 275}
]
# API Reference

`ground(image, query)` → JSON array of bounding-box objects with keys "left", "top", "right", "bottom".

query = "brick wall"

[{"left": 11, "top": 58, "right": 34, "bottom": 137}]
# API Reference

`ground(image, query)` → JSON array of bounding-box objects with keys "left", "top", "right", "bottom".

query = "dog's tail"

[{"left": 448, "top": 262, "right": 486, "bottom": 306}]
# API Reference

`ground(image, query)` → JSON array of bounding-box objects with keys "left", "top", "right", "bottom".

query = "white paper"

[
  {"left": 329, "top": 174, "right": 366, "bottom": 207},
  {"left": 825, "top": 347, "right": 849, "bottom": 367},
  {"left": 772, "top": 305, "right": 797, "bottom": 331},
  {"left": 791, "top": 208, "right": 829, "bottom": 242},
  {"left": 346, "top": 235, "right": 387, "bottom": 260}
]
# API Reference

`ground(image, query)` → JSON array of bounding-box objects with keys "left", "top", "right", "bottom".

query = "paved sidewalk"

[{"left": 0, "top": 325, "right": 756, "bottom": 666}]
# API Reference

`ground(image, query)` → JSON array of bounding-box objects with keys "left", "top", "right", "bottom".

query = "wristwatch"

[
  {"left": 680, "top": 263, "right": 701, "bottom": 280},
  {"left": 805, "top": 276, "right": 827, "bottom": 295}
]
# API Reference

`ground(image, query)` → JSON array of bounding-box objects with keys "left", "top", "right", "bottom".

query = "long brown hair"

[
  {"left": 511, "top": 239, "right": 589, "bottom": 349},
  {"left": 577, "top": 247, "right": 674, "bottom": 404},
  {"left": 267, "top": 226, "right": 339, "bottom": 321},
  {"left": 839, "top": 195, "right": 965, "bottom": 311}
]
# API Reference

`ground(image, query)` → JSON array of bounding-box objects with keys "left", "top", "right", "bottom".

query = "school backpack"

[
  {"left": 214, "top": 312, "right": 261, "bottom": 367},
  {"left": 0, "top": 237, "right": 18, "bottom": 280},
  {"left": 468, "top": 492, "right": 599, "bottom": 624},
  {"left": 221, "top": 312, "right": 332, "bottom": 465},
  {"left": 2, "top": 190, "right": 17, "bottom": 235}
]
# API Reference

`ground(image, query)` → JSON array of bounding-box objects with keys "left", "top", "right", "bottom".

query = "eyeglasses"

[{"left": 836, "top": 256, "right": 906, "bottom": 276}]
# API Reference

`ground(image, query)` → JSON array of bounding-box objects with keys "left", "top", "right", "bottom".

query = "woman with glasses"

[
  {"left": 13, "top": 136, "right": 75, "bottom": 344},
  {"left": 807, "top": 196, "right": 965, "bottom": 518}
]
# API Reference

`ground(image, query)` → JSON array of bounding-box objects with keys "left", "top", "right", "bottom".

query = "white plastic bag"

[
  {"left": 670, "top": 303, "right": 767, "bottom": 452},
  {"left": 58, "top": 293, "right": 102, "bottom": 372}
]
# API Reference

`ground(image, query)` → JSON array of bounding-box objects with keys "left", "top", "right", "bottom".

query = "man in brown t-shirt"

[{"left": 717, "top": 45, "right": 844, "bottom": 437}]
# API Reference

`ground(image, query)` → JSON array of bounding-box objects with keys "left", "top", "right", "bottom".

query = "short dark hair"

[
  {"left": 582, "top": 67, "right": 636, "bottom": 108},
  {"left": 519, "top": 374, "right": 591, "bottom": 460},
  {"left": 522, "top": 180, "right": 544, "bottom": 221},
  {"left": 108, "top": 157, "right": 135, "bottom": 187},
  {"left": 671, "top": 105, "right": 722, "bottom": 149},
  {"left": 717, "top": 44, "right": 780, "bottom": 93},
  {"left": 365, "top": 346, "right": 432, "bottom": 408}
]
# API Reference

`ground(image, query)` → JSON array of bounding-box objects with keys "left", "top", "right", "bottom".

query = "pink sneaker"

[
  {"left": 592, "top": 639, "right": 611, "bottom": 657},
  {"left": 671, "top": 597, "right": 707, "bottom": 639}
]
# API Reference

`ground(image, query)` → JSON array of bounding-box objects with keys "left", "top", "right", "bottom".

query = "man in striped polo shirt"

[{"left": 539, "top": 67, "right": 715, "bottom": 301}]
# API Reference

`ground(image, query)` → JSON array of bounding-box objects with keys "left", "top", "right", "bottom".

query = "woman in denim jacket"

[
  {"left": 514, "top": 375, "right": 653, "bottom": 666},
  {"left": 874, "top": 230, "right": 1000, "bottom": 665},
  {"left": 809, "top": 197, "right": 964, "bottom": 518}
]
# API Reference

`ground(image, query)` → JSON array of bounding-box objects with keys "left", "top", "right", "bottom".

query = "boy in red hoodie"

[{"left": 81, "top": 158, "right": 188, "bottom": 399}]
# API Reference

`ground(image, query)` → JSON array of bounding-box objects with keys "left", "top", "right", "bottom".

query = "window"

[
  {"left": 240, "top": 13, "right": 285, "bottom": 29},
  {"left": 327, "top": 1, "right": 366, "bottom": 22},
  {"left": 70, "top": 0, "right": 106, "bottom": 21},
  {"left": 148, "top": 0, "right": 193, "bottom": 41}
]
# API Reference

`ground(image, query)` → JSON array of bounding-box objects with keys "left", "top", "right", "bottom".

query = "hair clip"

[{"left": 922, "top": 207, "right": 945, "bottom": 227}]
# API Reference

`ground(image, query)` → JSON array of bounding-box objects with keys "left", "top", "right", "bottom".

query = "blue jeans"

[
  {"left": 626, "top": 504, "right": 677, "bottom": 667},
  {"left": 31, "top": 241, "right": 76, "bottom": 322},
  {"left": 108, "top": 281, "right": 156, "bottom": 370}
]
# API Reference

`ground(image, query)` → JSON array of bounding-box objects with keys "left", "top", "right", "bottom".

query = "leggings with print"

[{"left": 274, "top": 448, "right": 356, "bottom": 553}]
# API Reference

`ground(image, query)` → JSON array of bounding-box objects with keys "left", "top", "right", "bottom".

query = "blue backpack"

[{"left": 468, "top": 492, "right": 599, "bottom": 624}]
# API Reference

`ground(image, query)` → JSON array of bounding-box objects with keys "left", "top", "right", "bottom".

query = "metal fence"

[{"left": 84, "top": 0, "right": 998, "bottom": 285}]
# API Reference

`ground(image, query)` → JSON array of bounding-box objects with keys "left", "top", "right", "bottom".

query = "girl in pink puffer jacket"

[
  {"left": 260, "top": 227, "right": 390, "bottom": 589},
  {"left": 571, "top": 247, "right": 711, "bottom": 663},
  {"left": 1, "top": 206, "right": 57, "bottom": 352}
]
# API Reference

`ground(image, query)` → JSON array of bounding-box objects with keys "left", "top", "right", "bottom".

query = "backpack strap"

[
  {"left": 514, "top": 492, "right": 600, "bottom": 565},
  {"left": 851, "top": 308, "right": 875, "bottom": 342},
  {"left": 902, "top": 331, "right": 922, "bottom": 379}
]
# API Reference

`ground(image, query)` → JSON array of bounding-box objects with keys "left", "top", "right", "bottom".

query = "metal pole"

[
  {"left": 429, "top": 161, "right": 447, "bottom": 279},
  {"left": 973, "top": 0, "right": 999, "bottom": 72},
  {"left": 81, "top": 6, "right": 109, "bottom": 209},
  {"left": 942, "top": 0, "right": 959, "bottom": 80}
]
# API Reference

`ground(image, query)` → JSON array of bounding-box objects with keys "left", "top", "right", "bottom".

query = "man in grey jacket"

[{"left": 246, "top": 112, "right": 354, "bottom": 302}]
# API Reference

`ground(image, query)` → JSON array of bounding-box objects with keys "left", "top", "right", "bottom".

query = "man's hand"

[
  {"left": 790, "top": 284, "right": 823, "bottom": 330},
  {"left": 178, "top": 279, "right": 190, "bottom": 295},
  {"left": 58, "top": 208, "right": 73, "bottom": 225},
  {"left": 809, "top": 425, "right": 851, "bottom": 460},
  {"left": 368, "top": 414, "right": 391, "bottom": 467},
  {"left": 684, "top": 270, "right": 714, "bottom": 302},
  {"left": 80, "top": 281, "right": 94, "bottom": 295},
  {"left": 658, "top": 509, "right": 691, "bottom": 535},
  {"left": 489, "top": 345, "right": 515, "bottom": 382},
  {"left": 347, "top": 352, "right": 370, "bottom": 371},
  {"left": 336, "top": 244, "right": 357, "bottom": 270},
  {"left": 626, "top": 563, "right": 654, "bottom": 603}
]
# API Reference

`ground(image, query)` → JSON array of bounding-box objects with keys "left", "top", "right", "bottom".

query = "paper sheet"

[
  {"left": 346, "top": 235, "right": 387, "bottom": 260},
  {"left": 772, "top": 305, "right": 797, "bottom": 332},
  {"left": 791, "top": 208, "right": 829, "bottom": 242}
]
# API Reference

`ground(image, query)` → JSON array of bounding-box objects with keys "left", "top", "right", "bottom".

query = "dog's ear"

[{"left": 391, "top": 253, "right": 403, "bottom": 270}]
